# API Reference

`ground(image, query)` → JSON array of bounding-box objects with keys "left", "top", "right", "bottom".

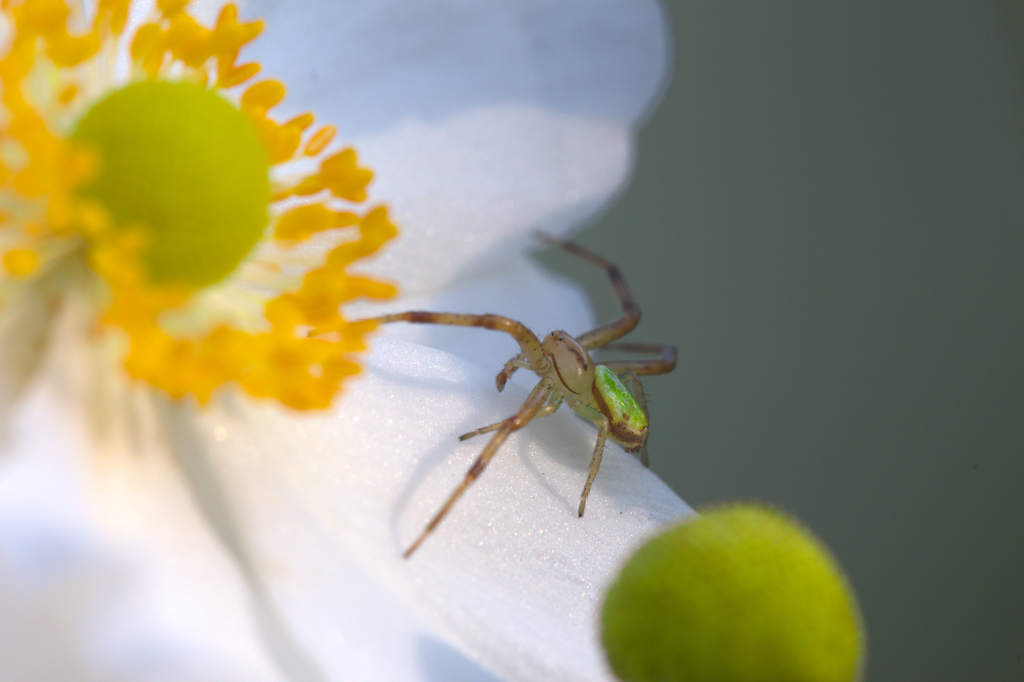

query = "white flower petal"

[
  {"left": 173, "top": 335, "right": 692, "bottom": 682},
  {"left": 237, "top": 0, "right": 667, "bottom": 137},
  {"left": 4, "top": 3, "right": 680, "bottom": 681},
  {"left": 355, "top": 105, "right": 634, "bottom": 293},
  {"left": 0, "top": 278, "right": 58, "bottom": 413},
  {"left": 0, "top": 305, "right": 283, "bottom": 682},
  {"left": 237, "top": 0, "right": 668, "bottom": 294},
  {"left": 172, "top": 263, "right": 687, "bottom": 681},
  {"left": 2, "top": 266, "right": 689, "bottom": 682}
]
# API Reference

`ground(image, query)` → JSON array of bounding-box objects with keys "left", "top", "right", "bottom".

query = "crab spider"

[{"left": 364, "top": 237, "right": 677, "bottom": 558}]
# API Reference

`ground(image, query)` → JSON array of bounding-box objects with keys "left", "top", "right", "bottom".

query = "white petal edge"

[
  {"left": 232, "top": 0, "right": 668, "bottom": 295},
  {"left": 234, "top": 0, "right": 668, "bottom": 136}
]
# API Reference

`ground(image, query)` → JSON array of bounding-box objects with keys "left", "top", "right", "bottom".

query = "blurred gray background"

[{"left": 538, "top": 2, "right": 1023, "bottom": 680}]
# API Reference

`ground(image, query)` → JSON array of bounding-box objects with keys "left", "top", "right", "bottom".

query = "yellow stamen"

[
  {"left": 57, "top": 84, "right": 77, "bottom": 104},
  {"left": 3, "top": 248, "right": 39, "bottom": 277},
  {"left": 275, "top": 204, "right": 359, "bottom": 244},
  {"left": 304, "top": 125, "right": 337, "bottom": 156},
  {"left": 0, "top": 0, "right": 399, "bottom": 410}
]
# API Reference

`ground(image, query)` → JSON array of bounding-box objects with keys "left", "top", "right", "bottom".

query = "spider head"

[{"left": 541, "top": 330, "right": 595, "bottom": 396}]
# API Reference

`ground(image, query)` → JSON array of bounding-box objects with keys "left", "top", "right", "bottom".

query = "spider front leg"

[
  {"left": 366, "top": 311, "right": 549, "bottom": 375},
  {"left": 459, "top": 392, "right": 564, "bottom": 441},
  {"left": 403, "top": 377, "right": 555, "bottom": 558},
  {"left": 495, "top": 352, "right": 527, "bottom": 392}
]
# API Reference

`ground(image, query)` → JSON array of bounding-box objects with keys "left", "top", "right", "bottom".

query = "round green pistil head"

[
  {"left": 602, "top": 503, "right": 865, "bottom": 682},
  {"left": 72, "top": 80, "right": 270, "bottom": 287}
]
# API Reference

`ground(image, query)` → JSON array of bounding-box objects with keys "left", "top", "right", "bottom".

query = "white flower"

[{"left": 0, "top": 1, "right": 691, "bottom": 681}]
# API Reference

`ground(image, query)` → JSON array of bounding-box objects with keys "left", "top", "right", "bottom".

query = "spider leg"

[
  {"left": 569, "top": 402, "right": 611, "bottom": 517},
  {"left": 404, "top": 377, "right": 555, "bottom": 558},
  {"left": 598, "top": 343, "right": 678, "bottom": 376},
  {"left": 366, "top": 312, "right": 549, "bottom": 375},
  {"left": 459, "top": 392, "right": 563, "bottom": 441},
  {"left": 539, "top": 235, "right": 640, "bottom": 350},
  {"left": 495, "top": 352, "right": 526, "bottom": 391}
]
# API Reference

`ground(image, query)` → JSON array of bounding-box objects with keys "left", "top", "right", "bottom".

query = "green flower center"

[{"left": 72, "top": 80, "right": 270, "bottom": 287}]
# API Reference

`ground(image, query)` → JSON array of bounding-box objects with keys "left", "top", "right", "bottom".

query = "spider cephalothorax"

[{"left": 365, "top": 237, "right": 677, "bottom": 557}]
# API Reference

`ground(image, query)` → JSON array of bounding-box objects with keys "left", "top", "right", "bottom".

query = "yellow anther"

[
  {"left": 13, "top": 0, "right": 68, "bottom": 36},
  {"left": 73, "top": 200, "right": 111, "bottom": 237},
  {"left": 47, "top": 29, "right": 101, "bottom": 67},
  {"left": 88, "top": 224, "right": 151, "bottom": 287},
  {"left": 286, "top": 147, "right": 371, "bottom": 200},
  {"left": 157, "top": 0, "right": 189, "bottom": 18},
  {"left": 263, "top": 294, "right": 305, "bottom": 328},
  {"left": 246, "top": 114, "right": 301, "bottom": 164},
  {"left": 3, "top": 248, "right": 39, "bottom": 277},
  {"left": 320, "top": 148, "right": 373, "bottom": 202},
  {"left": 218, "top": 62, "right": 260, "bottom": 88},
  {"left": 45, "top": 196, "right": 74, "bottom": 233},
  {"left": 251, "top": 112, "right": 318, "bottom": 163},
  {"left": 165, "top": 12, "right": 213, "bottom": 68},
  {"left": 210, "top": 4, "right": 263, "bottom": 76},
  {"left": 241, "top": 79, "right": 285, "bottom": 113},
  {"left": 8, "top": 110, "right": 64, "bottom": 197},
  {"left": 274, "top": 204, "right": 358, "bottom": 243},
  {"left": 304, "top": 126, "right": 336, "bottom": 156},
  {"left": 326, "top": 206, "right": 397, "bottom": 267},
  {"left": 130, "top": 22, "right": 160, "bottom": 60},
  {"left": 57, "top": 83, "right": 78, "bottom": 104},
  {"left": 60, "top": 144, "right": 99, "bottom": 191},
  {"left": 131, "top": 22, "right": 166, "bottom": 76},
  {"left": 93, "top": 0, "right": 130, "bottom": 35},
  {"left": 285, "top": 113, "right": 315, "bottom": 133},
  {"left": 345, "top": 276, "right": 399, "bottom": 302}
]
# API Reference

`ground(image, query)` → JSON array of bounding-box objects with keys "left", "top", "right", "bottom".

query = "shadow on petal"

[
  {"left": 417, "top": 635, "right": 502, "bottom": 682},
  {"left": 160, "top": 398, "right": 330, "bottom": 682}
]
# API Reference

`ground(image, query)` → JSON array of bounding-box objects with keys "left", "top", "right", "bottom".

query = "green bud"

[{"left": 602, "top": 503, "right": 865, "bottom": 682}]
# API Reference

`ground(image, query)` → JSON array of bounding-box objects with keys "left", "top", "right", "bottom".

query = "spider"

[{"left": 364, "top": 237, "right": 677, "bottom": 557}]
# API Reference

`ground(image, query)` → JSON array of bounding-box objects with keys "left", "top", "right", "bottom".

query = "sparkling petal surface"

[
  {"left": 0, "top": 266, "right": 691, "bottom": 682},
  {"left": 173, "top": 334, "right": 691, "bottom": 682},
  {"left": 172, "top": 262, "right": 692, "bottom": 680}
]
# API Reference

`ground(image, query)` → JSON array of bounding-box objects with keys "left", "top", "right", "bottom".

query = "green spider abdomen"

[{"left": 592, "top": 365, "right": 648, "bottom": 452}]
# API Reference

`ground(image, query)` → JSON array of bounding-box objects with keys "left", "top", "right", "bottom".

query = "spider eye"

[{"left": 542, "top": 331, "right": 594, "bottom": 395}]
